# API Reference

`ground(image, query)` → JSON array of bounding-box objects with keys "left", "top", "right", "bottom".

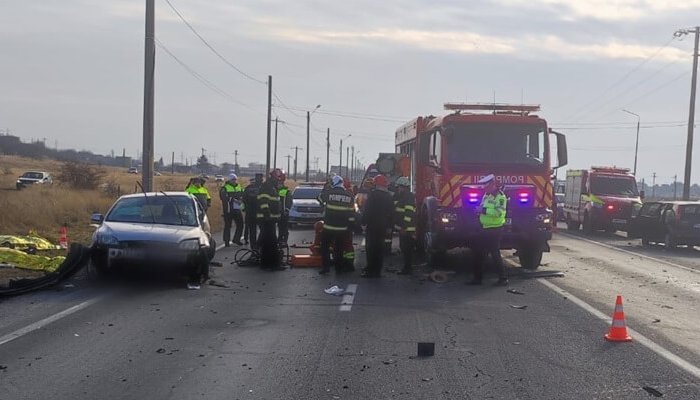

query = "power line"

[
  {"left": 273, "top": 105, "right": 408, "bottom": 123},
  {"left": 271, "top": 91, "right": 305, "bottom": 118},
  {"left": 563, "top": 35, "right": 677, "bottom": 121},
  {"left": 163, "top": 0, "right": 267, "bottom": 85},
  {"left": 155, "top": 39, "right": 258, "bottom": 111}
]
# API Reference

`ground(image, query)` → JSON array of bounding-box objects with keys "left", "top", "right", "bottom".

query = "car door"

[
  {"left": 656, "top": 203, "right": 675, "bottom": 242},
  {"left": 630, "top": 202, "right": 657, "bottom": 239}
]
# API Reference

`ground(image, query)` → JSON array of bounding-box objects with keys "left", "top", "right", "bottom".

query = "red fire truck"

[
  {"left": 563, "top": 167, "right": 643, "bottom": 233},
  {"left": 394, "top": 103, "right": 567, "bottom": 269}
]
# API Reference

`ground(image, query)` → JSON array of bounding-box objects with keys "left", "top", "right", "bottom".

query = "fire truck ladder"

[{"left": 444, "top": 103, "right": 541, "bottom": 116}]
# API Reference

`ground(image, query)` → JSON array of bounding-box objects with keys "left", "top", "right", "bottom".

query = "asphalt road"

[{"left": 0, "top": 226, "right": 699, "bottom": 399}]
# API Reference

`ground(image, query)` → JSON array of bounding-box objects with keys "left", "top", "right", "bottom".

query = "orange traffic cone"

[
  {"left": 59, "top": 225, "right": 69, "bottom": 250},
  {"left": 605, "top": 295, "right": 632, "bottom": 342}
]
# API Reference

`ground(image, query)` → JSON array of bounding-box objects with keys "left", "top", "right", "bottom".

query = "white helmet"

[
  {"left": 228, "top": 173, "right": 238, "bottom": 181},
  {"left": 331, "top": 175, "right": 344, "bottom": 188},
  {"left": 396, "top": 176, "right": 410, "bottom": 187}
]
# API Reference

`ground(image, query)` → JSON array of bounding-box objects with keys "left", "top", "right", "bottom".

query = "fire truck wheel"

[{"left": 518, "top": 247, "right": 542, "bottom": 270}]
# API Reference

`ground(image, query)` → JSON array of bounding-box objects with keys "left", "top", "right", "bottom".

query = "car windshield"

[
  {"left": 106, "top": 195, "right": 198, "bottom": 226},
  {"left": 21, "top": 172, "right": 44, "bottom": 179},
  {"left": 590, "top": 176, "right": 639, "bottom": 197},
  {"left": 446, "top": 122, "right": 548, "bottom": 167},
  {"left": 293, "top": 187, "right": 322, "bottom": 200}
]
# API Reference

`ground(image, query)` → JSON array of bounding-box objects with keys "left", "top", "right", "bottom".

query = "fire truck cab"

[{"left": 395, "top": 103, "right": 568, "bottom": 269}]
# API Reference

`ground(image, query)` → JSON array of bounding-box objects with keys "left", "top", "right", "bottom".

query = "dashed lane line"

[
  {"left": 558, "top": 231, "right": 699, "bottom": 275},
  {"left": 538, "top": 278, "right": 700, "bottom": 380},
  {"left": 0, "top": 297, "right": 103, "bottom": 347},
  {"left": 339, "top": 284, "right": 358, "bottom": 312}
]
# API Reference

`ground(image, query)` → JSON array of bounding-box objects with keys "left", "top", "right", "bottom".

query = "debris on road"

[
  {"left": 209, "top": 261, "right": 223, "bottom": 267},
  {"left": 428, "top": 270, "right": 453, "bottom": 283},
  {"left": 324, "top": 285, "right": 345, "bottom": 296},
  {"left": 417, "top": 342, "right": 435, "bottom": 357},
  {"left": 421, "top": 377, "right": 433, "bottom": 382},
  {"left": 511, "top": 270, "right": 565, "bottom": 279},
  {"left": 506, "top": 288, "right": 525, "bottom": 295},
  {"left": 652, "top": 319, "right": 661, "bottom": 323},
  {"left": 156, "top": 348, "right": 166, "bottom": 354},
  {"left": 207, "top": 280, "right": 230, "bottom": 288},
  {"left": 382, "top": 359, "right": 397, "bottom": 365},
  {"left": 0, "top": 365, "right": 7, "bottom": 371},
  {"left": 642, "top": 386, "right": 663, "bottom": 397},
  {"left": 509, "top": 304, "right": 528, "bottom": 310}
]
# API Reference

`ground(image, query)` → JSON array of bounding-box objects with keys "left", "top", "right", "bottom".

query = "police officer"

[
  {"left": 471, "top": 174, "right": 509, "bottom": 286},
  {"left": 319, "top": 175, "right": 355, "bottom": 275},
  {"left": 257, "top": 169, "right": 283, "bottom": 269},
  {"left": 361, "top": 174, "right": 394, "bottom": 278},
  {"left": 277, "top": 172, "right": 292, "bottom": 245},
  {"left": 220, "top": 173, "right": 244, "bottom": 246},
  {"left": 243, "top": 173, "right": 263, "bottom": 247},
  {"left": 186, "top": 177, "right": 211, "bottom": 211},
  {"left": 394, "top": 177, "right": 417, "bottom": 275}
]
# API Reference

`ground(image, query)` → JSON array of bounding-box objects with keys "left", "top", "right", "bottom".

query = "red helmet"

[
  {"left": 343, "top": 178, "right": 352, "bottom": 190},
  {"left": 270, "top": 168, "right": 285, "bottom": 183},
  {"left": 374, "top": 174, "right": 388, "bottom": 188}
]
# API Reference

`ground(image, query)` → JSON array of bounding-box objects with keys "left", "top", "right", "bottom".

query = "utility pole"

[
  {"left": 622, "top": 109, "right": 640, "bottom": 176},
  {"left": 351, "top": 146, "right": 355, "bottom": 181},
  {"left": 652, "top": 172, "right": 657, "bottom": 199},
  {"left": 346, "top": 147, "right": 349, "bottom": 177},
  {"left": 285, "top": 155, "right": 292, "bottom": 177},
  {"left": 326, "top": 128, "right": 330, "bottom": 178},
  {"left": 291, "top": 146, "right": 302, "bottom": 181},
  {"left": 141, "top": 0, "right": 155, "bottom": 191},
  {"left": 674, "top": 174, "right": 678, "bottom": 200},
  {"left": 306, "top": 111, "right": 310, "bottom": 181},
  {"left": 171, "top": 152, "right": 174, "bottom": 175},
  {"left": 266, "top": 75, "right": 272, "bottom": 173},
  {"left": 273, "top": 117, "right": 279, "bottom": 169},
  {"left": 339, "top": 140, "right": 343, "bottom": 176},
  {"left": 676, "top": 26, "right": 700, "bottom": 200}
]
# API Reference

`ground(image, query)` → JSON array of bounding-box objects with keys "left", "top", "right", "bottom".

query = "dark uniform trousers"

[
  {"left": 258, "top": 221, "right": 279, "bottom": 268},
  {"left": 244, "top": 211, "right": 257, "bottom": 248},
  {"left": 472, "top": 227, "right": 506, "bottom": 282},
  {"left": 321, "top": 229, "right": 348, "bottom": 272},
  {"left": 365, "top": 229, "right": 386, "bottom": 276},
  {"left": 398, "top": 233, "right": 415, "bottom": 271}
]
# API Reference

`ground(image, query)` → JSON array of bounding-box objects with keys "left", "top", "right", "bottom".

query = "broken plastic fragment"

[{"left": 324, "top": 285, "right": 345, "bottom": 296}]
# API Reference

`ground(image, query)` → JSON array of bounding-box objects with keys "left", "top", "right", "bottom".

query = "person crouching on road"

[
  {"left": 361, "top": 174, "right": 394, "bottom": 278},
  {"left": 394, "top": 177, "right": 417, "bottom": 275},
  {"left": 256, "top": 169, "right": 283, "bottom": 270},
  {"left": 470, "top": 174, "right": 509, "bottom": 286},
  {"left": 220, "top": 173, "right": 244, "bottom": 246},
  {"left": 319, "top": 175, "right": 356, "bottom": 275}
]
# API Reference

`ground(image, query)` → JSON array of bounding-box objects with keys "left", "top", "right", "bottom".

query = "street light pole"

[
  {"left": 676, "top": 26, "right": 700, "bottom": 200},
  {"left": 306, "top": 105, "right": 321, "bottom": 181},
  {"left": 622, "top": 109, "right": 640, "bottom": 176}
]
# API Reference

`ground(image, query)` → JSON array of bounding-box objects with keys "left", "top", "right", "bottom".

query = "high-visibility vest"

[
  {"left": 480, "top": 191, "right": 507, "bottom": 229},
  {"left": 221, "top": 182, "right": 243, "bottom": 212},
  {"left": 256, "top": 180, "right": 281, "bottom": 221}
]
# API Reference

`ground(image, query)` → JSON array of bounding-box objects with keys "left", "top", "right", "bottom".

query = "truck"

[
  {"left": 393, "top": 103, "right": 568, "bottom": 269},
  {"left": 563, "top": 167, "right": 643, "bottom": 233}
]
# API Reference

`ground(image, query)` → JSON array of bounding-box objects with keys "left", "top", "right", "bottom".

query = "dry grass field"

[{"left": 0, "top": 155, "right": 255, "bottom": 245}]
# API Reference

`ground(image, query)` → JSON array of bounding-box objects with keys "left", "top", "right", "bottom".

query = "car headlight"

[
  {"left": 179, "top": 239, "right": 201, "bottom": 250},
  {"left": 95, "top": 231, "right": 119, "bottom": 246}
]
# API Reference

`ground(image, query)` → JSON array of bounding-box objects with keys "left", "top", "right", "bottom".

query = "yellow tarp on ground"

[
  {"left": 0, "top": 234, "right": 60, "bottom": 251},
  {"left": 0, "top": 248, "right": 65, "bottom": 273}
]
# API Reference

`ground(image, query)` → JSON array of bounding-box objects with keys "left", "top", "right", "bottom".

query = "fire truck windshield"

[
  {"left": 590, "top": 176, "right": 639, "bottom": 197},
  {"left": 445, "top": 122, "right": 547, "bottom": 168}
]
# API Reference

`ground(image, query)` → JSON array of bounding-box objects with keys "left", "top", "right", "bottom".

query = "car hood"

[
  {"left": 18, "top": 178, "right": 41, "bottom": 182},
  {"left": 293, "top": 199, "right": 322, "bottom": 206},
  {"left": 101, "top": 221, "right": 204, "bottom": 242}
]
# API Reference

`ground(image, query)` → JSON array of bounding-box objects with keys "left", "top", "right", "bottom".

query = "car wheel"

[
  {"left": 582, "top": 214, "right": 593, "bottom": 234},
  {"left": 641, "top": 237, "right": 650, "bottom": 247},
  {"left": 518, "top": 245, "right": 543, "bottom": 270},
  {"left": 665, "top": 233, "right": 676, "bottom": 250},
  {"left": 566, "top": 215, "right": 580, "bottom": 231}
]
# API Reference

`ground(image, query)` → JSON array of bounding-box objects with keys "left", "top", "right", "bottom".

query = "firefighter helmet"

[
  {"left": 374, "top": 174, "right": 388, "bottom": 188},
  {"left": 396, "top": 176, "right": 410, "bottom": 187},
  {"left": 343, "top": 178, "right": 352, "bottom": 190}
]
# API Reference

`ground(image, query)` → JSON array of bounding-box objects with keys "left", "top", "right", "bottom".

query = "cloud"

[{"left": 507, "top": 0, "right": 700, "bottom": 21}]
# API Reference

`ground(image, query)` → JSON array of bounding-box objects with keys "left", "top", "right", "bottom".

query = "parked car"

[
  {"left": 215, "top": 174, "right": 224, "bottom": 182},
  {"left": 288, "top": 185, "right": 324, "bottom": 226},
  {"left": 127, "top": 167, "right": 138, "bottom": 174},
  {"left": 89, "top": 192, "right": 216, "bottom": 282},
  {"left": 628, "top": 201, "right": 700, "bottom": 249},
  {"left": 16, "top": 171, "right": 52, "bottom": 189}
]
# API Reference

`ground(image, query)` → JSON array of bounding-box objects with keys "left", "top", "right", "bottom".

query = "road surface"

[{"left": 0, "top": 226, "right": 698, "bottom": 399}]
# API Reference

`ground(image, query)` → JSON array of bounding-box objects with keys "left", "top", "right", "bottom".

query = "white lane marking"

[
  {"left": 216, "top": 243, "right": 225, "bottom": 251},
  {"left": 339, "top": 284, "right": 358, "bottom": 312},
  {"left": 538, "top": 278, "right": 700, "bottom": 380},
  {"left": 558, "top": 232, "right": 699, "bottom": 275},
  {"left": 0, "top": 297, "right": 103, "bottom": 347}
]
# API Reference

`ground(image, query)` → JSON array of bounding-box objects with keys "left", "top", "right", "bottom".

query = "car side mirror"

[
  {"left": 90, "top": 213, "right": 104, "bottom": 224},
  {"left": 639, "top": 190, "right": 645, "bottom": 200}
]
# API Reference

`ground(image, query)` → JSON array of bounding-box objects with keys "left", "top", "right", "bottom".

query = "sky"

[{"left": 1, "top": 0, "right": 700, "bottom": 184}]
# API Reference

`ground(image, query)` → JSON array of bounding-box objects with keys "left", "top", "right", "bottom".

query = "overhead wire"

[
  {"left": 155, "top": 39, "right": 258, "bottom": 111},
  {"left": 163, "top": 0, "right": 267, "bottom": 85}
]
